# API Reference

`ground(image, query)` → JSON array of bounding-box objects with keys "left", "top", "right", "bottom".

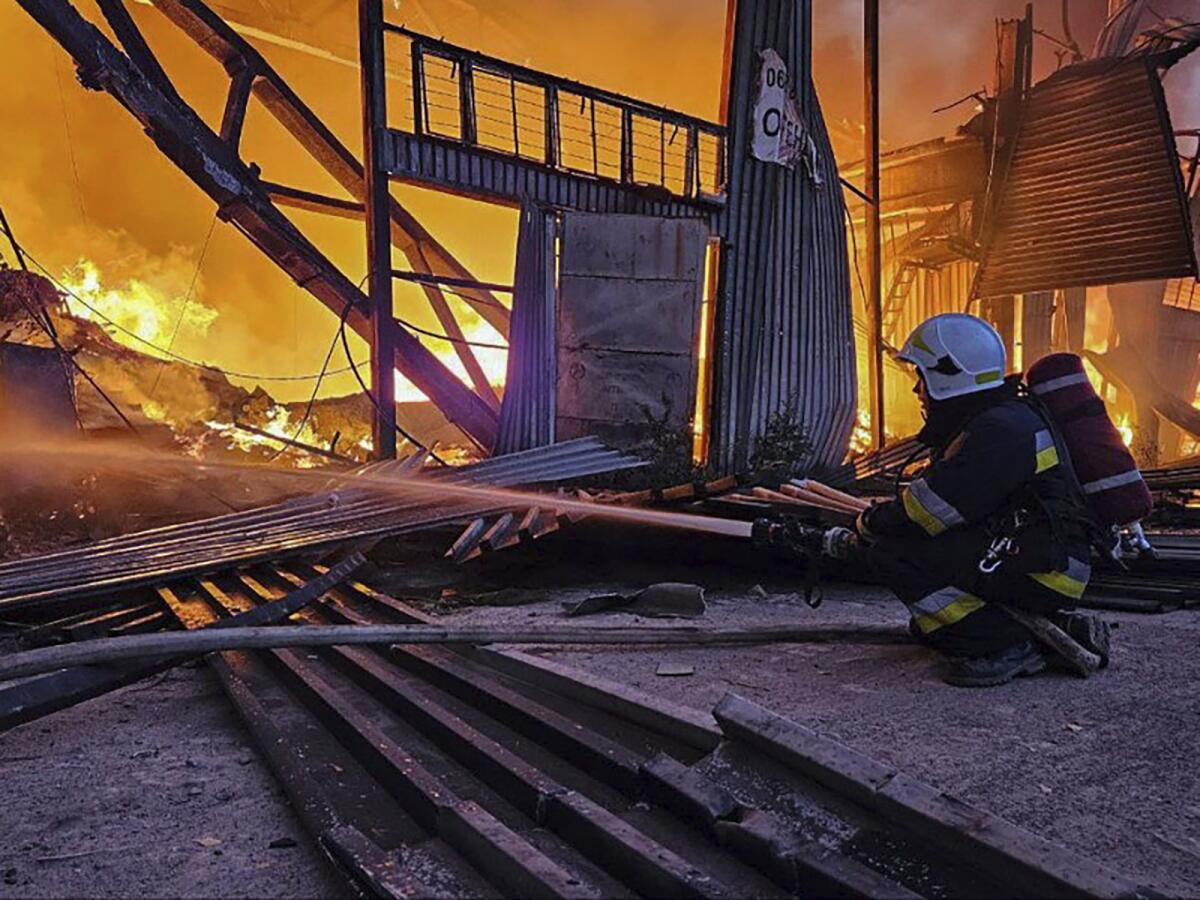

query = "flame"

[
  {"left": 59, "top": 258, "right": 509, "bottom": 436},
  {"left": 59, "top": 259, "right": 218, "bottom": 356},
  {"left": 204, "top": 405, "right": 324, "bottom": 467},
  {"left": 1115, "top": 413, "right": 1133, "bottom": 448},
  {"left": 394, "top": 315, "right": 508, "bottom": 403},
  {"left": 848, "top": 408, "right": 872, "bottom": 455},
  {"left": 141, "top": 400, "right": 169, "bottom": 423}
]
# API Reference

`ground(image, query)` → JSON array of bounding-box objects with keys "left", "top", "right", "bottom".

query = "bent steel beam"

[
  {"left": 16, "top": 0, "right": 498, "bottom": 449},
  {"left": 148, "top": 0, "right": 511, "bottom": 340}
]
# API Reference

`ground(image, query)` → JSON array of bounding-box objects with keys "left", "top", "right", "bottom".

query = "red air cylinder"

[{"left": 1026, "top": 353, "right": 1152, "bottom": 526}]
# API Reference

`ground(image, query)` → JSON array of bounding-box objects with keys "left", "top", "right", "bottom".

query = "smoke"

[{"left": 813, "top": 1, "right": 1113, "bottom": 159}]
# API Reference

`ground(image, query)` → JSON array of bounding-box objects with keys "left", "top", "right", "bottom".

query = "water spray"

[{"left": 0, "top": 439, "right": 756, "bottom": 541}]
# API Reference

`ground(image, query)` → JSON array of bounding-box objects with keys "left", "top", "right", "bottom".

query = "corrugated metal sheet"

[
  {"left": 974, "top": 57, "right": 1198, "bottom": 299},
  {"left": 0, "top": 437, "right": 644, "bottom": 612},
  {"left": 494, "top": 204, "right": 557, "bottom": 454},
  {"left": 711, "top": 0, "right": 855, "bottom": 472},
  {"left": 386, "top": 132, "right": 717, "bottom": 219}
]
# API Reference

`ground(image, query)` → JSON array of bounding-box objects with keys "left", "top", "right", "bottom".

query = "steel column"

[
  {"left": 360, "top": 0, "right": 397, "bottom": 459},
  {"left": 864, "top": 0, "right": 884, "bottom": 448}
]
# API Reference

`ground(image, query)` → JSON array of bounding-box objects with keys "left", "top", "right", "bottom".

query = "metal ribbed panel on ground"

[{"left": 0, "top": 438, "right": 643, "bottom": 613}]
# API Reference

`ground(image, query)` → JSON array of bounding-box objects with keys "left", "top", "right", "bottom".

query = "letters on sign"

[{"left": 751, "top": 49, "right": 821, "bottom": 183}]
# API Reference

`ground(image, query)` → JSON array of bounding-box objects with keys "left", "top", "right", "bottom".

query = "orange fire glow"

[
  {"left": 1115, "top": 413, "right": 1134, "bottom": 448},
  {"left": 394, "top": 315, "right": 509, "bottom": 404},
  {"left": 59, "top": 258, "right": 218, "bottom": 356},
  {"left": 59, "top": 257, "right": 507, "bottom": 412}
]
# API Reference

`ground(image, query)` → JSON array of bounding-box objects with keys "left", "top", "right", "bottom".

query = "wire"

[
  {"left": 397, "top": 275, "right": 513, "bottom": 312},
  {"left": 149, "top": 212, "right": 218, "bottom": 399},
  {"left": 265, "top": 297, "right": 351, "bottom": 464},
  {"left": 17, "top": 243, "right": 370, "bottom": 382},
  {"left": 931, "top": 90, "right": 987, "bottom": 115},
  {"left": 11, "top": 285, "right": 140, "bottom": 438},
  {"left": 20, "top": 237, "right": 507, "bottom": 377},
  {"left": 843, "top": 203, "right": 899, "bottom": 359},
  {"left": 394, "top": 314, "right": 508, "bottom": 349},
  {"left": 337, "top": 296, "right": 447, "bottom": 467},
  {"left": 843, "top": 203, "right": 870, "bottom": 320},
  {"left": 52, "top": 53, "right": 88, "bottom": 226}
]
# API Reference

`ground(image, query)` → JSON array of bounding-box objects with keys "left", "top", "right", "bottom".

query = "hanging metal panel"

[
  {"left": 494, "top": 204, "right": 557, "bottom": 454},
  {"left": 974, "top": 57, "right": 1197, "bottom": 299},
  {"left": 711, "top": 0, "right": 855, "bottom": 472}
]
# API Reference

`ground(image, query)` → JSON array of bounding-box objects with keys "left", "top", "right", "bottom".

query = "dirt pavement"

[
  {"left": 0, "top": 661, "right": 342, "bottom": 898},
  {"left": 2, "top": 559, "right": 1197, "bottom": 896},
  {"left": 447, "top": 583, "right": 1200, "bottom": 896}
]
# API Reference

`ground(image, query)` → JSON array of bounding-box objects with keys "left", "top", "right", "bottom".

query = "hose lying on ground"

[{"left": 0, "top": 623, "right": 915, "bottom": 682}]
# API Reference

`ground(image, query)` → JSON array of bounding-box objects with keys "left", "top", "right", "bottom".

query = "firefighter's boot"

[{"left": 943, "top": 640, "right": 1047, "bottom": 687}]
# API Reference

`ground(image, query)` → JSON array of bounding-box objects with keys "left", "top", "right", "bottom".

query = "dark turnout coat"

[{"left": 859, "top": 391, "right": 1092, "bottom": 649}]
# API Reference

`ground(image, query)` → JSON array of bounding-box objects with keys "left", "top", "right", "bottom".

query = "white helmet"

[{"left": 897, "top": 313, "right": 1006, "bottom": 401}]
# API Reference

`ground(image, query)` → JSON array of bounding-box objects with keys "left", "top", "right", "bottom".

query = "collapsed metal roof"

[{"left": 974, "top": 56, "right": 1198, "bottom": 299}]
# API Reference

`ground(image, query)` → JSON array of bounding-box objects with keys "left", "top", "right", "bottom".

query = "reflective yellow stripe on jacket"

[
  {"left": 1034, "top": 430, "right": 1059, "bottom": 474},
  {"left": 902, "top": 478, "right": 966, "bottom": 537}
]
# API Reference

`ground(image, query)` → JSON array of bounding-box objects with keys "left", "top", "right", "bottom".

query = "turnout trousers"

[{"left": 859, "top": 526, "right": 1089, "bottom": 658}]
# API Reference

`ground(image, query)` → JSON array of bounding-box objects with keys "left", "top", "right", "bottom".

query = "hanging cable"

[
  {"left": 10, "top": 287, "right": 140, "bottom": 438},
  {"left": 0, "top": 204, "right": 28, "bottom": 271},
  {"left": 16, "top": 243, "right": 370, "bottom": 381},
  {"left": 393, "top": 313, "right": 508, "bottom": 350},
  {"left": 11, "top": 240, "right": 452, "bottom": 466},
  {"left": 337, "top": 295, "right": 447, "bottom": 467},
  {"left": 264, "top": 298, "right": 352, "bottom": 464},
  {"left": 52, "top": 53, "right": 89, "bottom": 226},
  {"left": 149, "top": 212, "right": 218, "bottom": 398},
  {"left": 843, "top": 202, "right": 872, "bottom": 329}
]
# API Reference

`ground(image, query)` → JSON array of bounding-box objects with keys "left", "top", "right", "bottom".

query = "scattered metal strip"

[
  {"left": 0, "top": 555, "right": 363, "bottom": 730},
  {"left": 713, "top": 693, "right": 1154, "bottom": 898},
  {"left": 43, "top": 561, "right": 1137, "bottom": 897},
  {"left": 0, "top": 441, "right": 642, "bottom": 614},
  {"left": 974, "top": 57, "right": 1197, "bottom": 298}
]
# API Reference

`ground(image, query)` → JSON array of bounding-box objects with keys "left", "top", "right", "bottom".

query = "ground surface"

[
  {"left": 0, "top": 660, "right": 343, "bottom": 899},
  {"left": 445, "top": 583, "right": 1200, "bottom": 897},
  {"left": 2, "top": 528, "right": 1198, "bottom": 897}
]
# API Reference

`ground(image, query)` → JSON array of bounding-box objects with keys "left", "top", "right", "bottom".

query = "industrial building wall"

[{"left": 712, "top": 0, "right": 856, "bottom": 473}]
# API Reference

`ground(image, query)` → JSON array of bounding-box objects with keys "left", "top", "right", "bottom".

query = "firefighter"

[{"left": 854, "top": 313, "right": 1099, "bottom": 687}]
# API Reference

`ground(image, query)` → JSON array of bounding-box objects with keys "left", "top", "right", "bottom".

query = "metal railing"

[{"left": 382, "top": 25, "right": 727, "bottom": 202}]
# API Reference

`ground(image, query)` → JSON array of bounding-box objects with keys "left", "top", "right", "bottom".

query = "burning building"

[
  {"left": 5, "top": 5, "right": 1200, "bottom": 899},
  {"left": 3, "top": 0, "right": 1200, "bottom": 476},
  {"left": 4, "top": 0, "right": 859, "bottom": 478}
]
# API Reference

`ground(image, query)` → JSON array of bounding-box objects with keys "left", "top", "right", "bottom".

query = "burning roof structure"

[
  {"left": 11, "top": 0, "right": 856, "bottom": 475},
  {"left": 839, "top": 2, "right": 1200, "bottom": 459}
]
